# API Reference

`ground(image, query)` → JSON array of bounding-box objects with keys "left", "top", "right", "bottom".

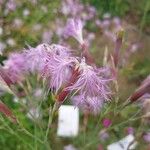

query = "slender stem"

[
  {"left": 114, "top": 79, "right": 119, "bottom": 114},
  {"left": 81, "top": 43, "right": 95, "bottom": 66},
  {"left": 0, "top": 115, "right": 34, "bottom": 150},
  {"left": 82, "top": 108, "right": 142, "bottom": 149},
  {"left": 117, "top": 97, "right": 132, "bottom": 111},
  {"left": 43, "top": 102, "right": 60, "bottom": 150},
  {"left": 44, "top": 104, "right": 55, "bottom": 143},
  {"left": 140, "top": 0, "right": 150, "bottom": 34},
  {"left": 34, "top": 124, "right": 38, "bottom": 150},
  {"left": 17, "top": 119, "right": 44, "bottom": 144},
  {"left": 25, "top": 78, "right": 32, "bottom": 92}
]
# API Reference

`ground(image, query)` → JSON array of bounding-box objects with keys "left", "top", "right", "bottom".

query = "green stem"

[
  {"left": 44, "top": 107, "right": 54, "bottom": 143},
  {"left": 140, "top": 0, "right": 150, "bottom": 34},
  {"left": 0, "top": 115, "right": 34, "bottom": 150},
  {"left": 114, "top": 79, "right": 119, "bottom": 114},
  {"left": 44, "top": 102, "right": 59, "bottom": 149},
  {"left": 82, "top": 109, "right": 142, "bottom": 149},
  {"left": 34, "top": 124, "right": 38, "bottom": 150},
  {"left": 17, "top": 119, "right": 44, "bottom": 144}
]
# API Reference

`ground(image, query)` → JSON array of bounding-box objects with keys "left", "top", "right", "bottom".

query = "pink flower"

[
  {"left": 95, "top": 19, "right": 102, "bottom": 26},
  {"left": 25, "top": 43, "right": 73, "bottom": 92},
  {"left": 33, "top": 88, "right": 43, "bottom": 98},
  {"left": 24, "top": 44, "right": 48, "bottom": 73},
  {"left": 6, "top": 0, "right": 17, "bottom": 11},
  {"left": 99, "top": 129, "right": 109, "bottom": 141},
  {"left": 64, "top": 18, "right": 84, "bottom": 44},
  {"left": 42, "top": 30, "right": 53, "bottom": 44},
  {"left": 67, "top": 60, "right": 111, "bottom": 98},
  {"left": 61, "top": 0, "right": 83, "bottom": 17},
  {"left": 44, "top": 55, "right": 77, "bottom": 92},
  {"left": 113, "top": 17, "right": 121, "bottom": 26},
  {"left": 42, "top": 45, "right": 77, "bottom": 92},
  {"left": 126, "top": 127, "right": 134, "bottom": 135},
  {"left": 104, "top": 30, "right": 116, "bottom": 42},
  {"left": 101, "top": 20, "right": 110, "bottom": 29},
  {"left": 143, "top": 132, "right": 150, "bottom": 143},
  {"left": 102, "top": 118, "right": 112, "bottom": 128},
  {"left": 3, "top": 53, "right": 27, "bottom": 83},
  {"left": 67, "top": 59, "right": 112, "bottom": 114},
  {"left": 72, "top": 94, "right": 104, "bottom": 114},
  {"left": 0, "top": 0, "right": 3, "bottom": 5},
  {"left": 64, "top": 144, "right": 77, "bottom": 150}
]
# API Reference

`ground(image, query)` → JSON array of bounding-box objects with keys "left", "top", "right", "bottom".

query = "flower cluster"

[{"left": 1, "top": 19, "right": 112, "bottom": 114}]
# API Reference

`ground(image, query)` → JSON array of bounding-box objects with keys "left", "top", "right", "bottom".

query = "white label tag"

[
  {"left": 57, "top": 105, "right": 79, "bottom": 137},
  {"left": 107, "top": 134, "right": 137, "bottom": 150}
]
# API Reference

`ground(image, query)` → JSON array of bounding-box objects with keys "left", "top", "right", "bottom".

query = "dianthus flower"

[
  {"left": 64, "top": 18, "right": 84, "bottom": 45},
  {"left": 24, "top": 44, "right": 48, "bottom": 73},
  {"left": 3, "top": 53, "right": 27, "bottom": 83},
  {"left": 67, "top": 59, "right": 111, "bottom": 114},
  {"left": 42, "top": 44, "right": 77, "bottom": 93}
]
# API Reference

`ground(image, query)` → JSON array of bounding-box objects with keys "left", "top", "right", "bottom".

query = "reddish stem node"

[{"left": 57, "top": 68, "right": 80, "bottom": 102}]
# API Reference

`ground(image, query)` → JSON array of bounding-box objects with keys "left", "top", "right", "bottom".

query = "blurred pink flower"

[
  {"left": 61, "top": 0, "right": 83, "bottom": 17},
  {"left": 3, "top": 53, "right": 27, "bottom": 83},
  {"left": 104, "top": 30, "right": 116, "bottom": 42},
  {"left": 24, "top": 44, "right": 48, "bottom": 73},
  {"left": 113, "top": 17, "right": 121, "bottom": 26},
  {"left": 85, "top": 32, "right": 95, "bottom": 47},
  {"left": 64, "top": 18, "right": 84, "bottom": 44},
  {"left": 42, "top": 30, "right": 53, "bottom": 44},
  {"left": 99, "top": 129, "right": 110, "bottom": 141},
  {"left": 126, "top": 127, "right": 134, "bottom": 135},
  {"left": 95, "top": 19, "right": 102, "bottom": 26},
  {"left": 143, "top": 132, "right": 150, "bottom": 143},
  {"left": 30, "top": 0, "right": 37, "bottom": 4},
  {"left": 72, "top": 94, "right": 104, "bottom": 114},
  {"left": 0, "top": 0, "right": 3, "bottom": 5},
  {"left": 6, "top": 0, "right": 17, "bottom": 11},
  {"left": 101, "top": 20, "right": 110, "bottom": 28},
  {"left": 102, "top": 118, "right": 112, "bottom": 128},
  {"left": 64, "top": 144, "right": 77, "bottom": 150},
  {"left": 33, "top": 88, "right": 43, "bottom": 98},
  {"left": 13, "top": 18, "right": 23, "bottom": 29}
]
